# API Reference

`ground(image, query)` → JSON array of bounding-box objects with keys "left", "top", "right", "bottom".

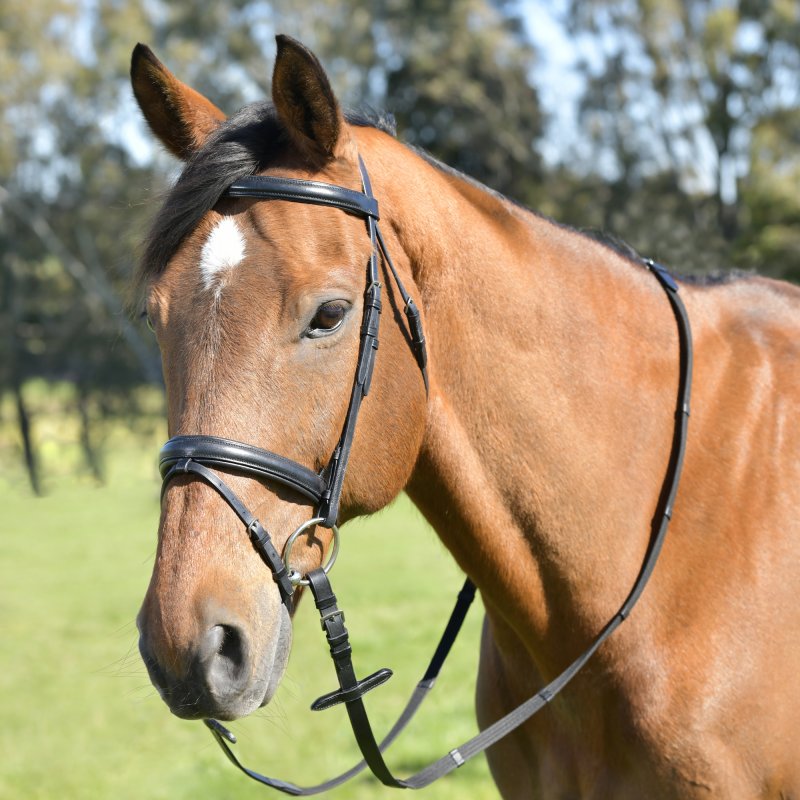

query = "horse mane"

[
  {"left": 669, "top": 268, "right": 755, "bottom": 286},
  {"left": 136, "top": 104, "right": 395, "bottom": 293},
  {"left": 580, "top": 229, "right": 755, "bottom": 285},
  {"left": 408, "top": 139, "right": 757, "bottom": 288}
]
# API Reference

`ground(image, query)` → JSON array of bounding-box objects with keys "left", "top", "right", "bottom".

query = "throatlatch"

[{"left": 157, "top": 156, "right": 693, "bottom": 793}]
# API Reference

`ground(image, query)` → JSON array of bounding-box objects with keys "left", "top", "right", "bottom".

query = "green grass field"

[{"left": 0, "top": 388, "right": 497, "bottom": 799}]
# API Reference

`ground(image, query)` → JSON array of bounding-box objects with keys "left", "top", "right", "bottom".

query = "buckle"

[{"left": 320, "top": 608, "right": 345, "bottom": 630}]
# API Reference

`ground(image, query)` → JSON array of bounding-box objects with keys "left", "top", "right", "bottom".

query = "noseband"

[
  {"left": 159, "top": 156, "right": 428, "bottom": 605},
  {"left": 155, "top": 156, "right": 693, "bottom": 794}
]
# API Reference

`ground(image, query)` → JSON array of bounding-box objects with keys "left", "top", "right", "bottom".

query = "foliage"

[
  {"left": 383, "top": 0, "right": 544, "bottom": 204},
  {"left": 563, "top": 0, "right": 800, "bottom": 277}
]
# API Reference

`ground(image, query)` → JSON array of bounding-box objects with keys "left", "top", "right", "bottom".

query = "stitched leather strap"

[
  {"left": 159, "top": 435, "right": 325, "bottom": 502},
  {"left": 375, "top": 226, "right": 429, "bottom": 391},
  {"left": 314, "top": 156, "right": 383, "bottom": 526},
  {"left": 226, "top": 175, "right": 379, "bottom": 220},
  {"left": 204, "top": 577, "right": 477, "bottom": 795}
]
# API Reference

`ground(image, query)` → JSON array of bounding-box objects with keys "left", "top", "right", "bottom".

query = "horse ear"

[
  {"left": 130, "top": 43, "right": 226, "bottom": 161},
  {"left": 272, "top": 35, "right": 349, "bottom": 161}
]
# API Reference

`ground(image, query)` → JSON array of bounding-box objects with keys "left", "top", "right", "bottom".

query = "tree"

[
  {"left": 562, "top": 0, "right": 799, "bottom": 278},
  {"left": 383, "top": 0, "right": 544, "bottom": 204},
  {"left": 0, "top": 0, "right": 161, "bottom": 488}
]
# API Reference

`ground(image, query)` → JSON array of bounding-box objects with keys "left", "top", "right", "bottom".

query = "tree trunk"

[
  {"left": 13, "top": 380, "right": 41, "bottom": 496},
  {"left": 77, "top": 386, "right": 104, "bottom": 483}
]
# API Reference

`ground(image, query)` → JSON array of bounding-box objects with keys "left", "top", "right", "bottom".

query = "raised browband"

[
  {"left": 225, "top": 175, "right": 379, "bottom": 220},
  {"left": 159, "top": 435, "right": 326, "bottom": 503}
]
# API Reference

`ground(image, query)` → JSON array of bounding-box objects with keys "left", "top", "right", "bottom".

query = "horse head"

[{"left": 131, "top": 36, "right": 428, "bottom": 721}]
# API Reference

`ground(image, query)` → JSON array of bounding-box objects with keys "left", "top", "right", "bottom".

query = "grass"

[{"left": 0, "top": 387, "right": 498, "bottom": 800}]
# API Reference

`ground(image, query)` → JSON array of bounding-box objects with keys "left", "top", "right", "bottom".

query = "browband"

[{"left": 226, "top": 175, "right": 379, "bottom": 220}]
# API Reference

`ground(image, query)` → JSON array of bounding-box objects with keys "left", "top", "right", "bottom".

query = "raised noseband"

[{"left": 159, "top": 435, "right": 326, "bottom": 503}]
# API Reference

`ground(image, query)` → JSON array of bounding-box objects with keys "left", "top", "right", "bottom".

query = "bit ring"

[{"left": 283, "top": 517, "right": 340, "bottom": 586}]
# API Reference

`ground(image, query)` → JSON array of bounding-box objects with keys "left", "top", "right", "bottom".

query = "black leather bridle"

[
  {"left": 156, "top": 155, "right": 693, "bottom": 793},
  {"left": 160, "top": 156, "right": 427, "bottom": 604}
]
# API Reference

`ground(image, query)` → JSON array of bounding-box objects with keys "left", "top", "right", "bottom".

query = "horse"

[{"left": 130, "top": 35, "right": 800, "bottom": 798}]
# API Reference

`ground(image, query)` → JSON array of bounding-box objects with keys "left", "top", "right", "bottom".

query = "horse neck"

[{"left": 371, "top": 139, "right": 683, "bottom": 668}]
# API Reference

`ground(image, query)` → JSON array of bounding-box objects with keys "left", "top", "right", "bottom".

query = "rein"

[{"left": 157, "top": 157, "right": 693, "bottom": 793}]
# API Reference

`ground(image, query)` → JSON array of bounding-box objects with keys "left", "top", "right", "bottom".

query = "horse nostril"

[
  {"left": 203, "top": 624, "right": 249, "bottom": 697},
  {"left": 218, "top": 625, "right": 245, "bottom": 668}
]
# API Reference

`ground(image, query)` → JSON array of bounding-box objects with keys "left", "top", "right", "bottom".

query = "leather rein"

[{"left": 157, "top": 156, "right": 693, "bottom": 793}]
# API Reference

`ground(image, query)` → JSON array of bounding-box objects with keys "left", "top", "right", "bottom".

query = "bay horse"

[{"left": 131, "top": 35, "right": 800, "bottom": 798}]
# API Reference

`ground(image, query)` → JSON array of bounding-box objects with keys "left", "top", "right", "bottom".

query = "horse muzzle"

[{"left": 138, "top": 599, "right": 292, "bottom": 721}]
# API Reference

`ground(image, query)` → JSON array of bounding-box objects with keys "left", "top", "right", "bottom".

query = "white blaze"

[{"left": 199, "top": 217, "right": 246, "bottom": 295}]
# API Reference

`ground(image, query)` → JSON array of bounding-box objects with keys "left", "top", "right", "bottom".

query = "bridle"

[
  {"left": 156, "top": 155, "right": 693, "bottom": 793},
  {"left": 159, "top": 156, "right": 427, "bottom": 606}
]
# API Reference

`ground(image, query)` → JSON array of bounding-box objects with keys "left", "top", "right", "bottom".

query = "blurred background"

[{"left": 1, "top": 1, "right": 797, "bottom": 798}]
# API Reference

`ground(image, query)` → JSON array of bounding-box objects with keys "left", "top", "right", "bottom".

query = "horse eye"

[
  {"left": 307, "top": 302, "right": 347, "bottom": 336},
  {"left": 140, "top": 310, "right": 155, "bottom": 333}
]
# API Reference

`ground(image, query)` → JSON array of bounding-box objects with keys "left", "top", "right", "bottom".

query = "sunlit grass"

[{"left": 0, "top": 392, "right": 497, "bottom": 799}]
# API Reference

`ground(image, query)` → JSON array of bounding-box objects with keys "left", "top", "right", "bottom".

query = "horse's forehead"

[
  {"left": 154, "top": 202, "right": 369, "bottom": 329},
  {"left": 182, "top": 200, "right": 366, "bottom": 277}
]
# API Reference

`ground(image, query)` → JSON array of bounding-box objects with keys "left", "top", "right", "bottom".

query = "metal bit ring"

[{"left": 283, "top": 516, "right": 340, "bottom": 586}]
